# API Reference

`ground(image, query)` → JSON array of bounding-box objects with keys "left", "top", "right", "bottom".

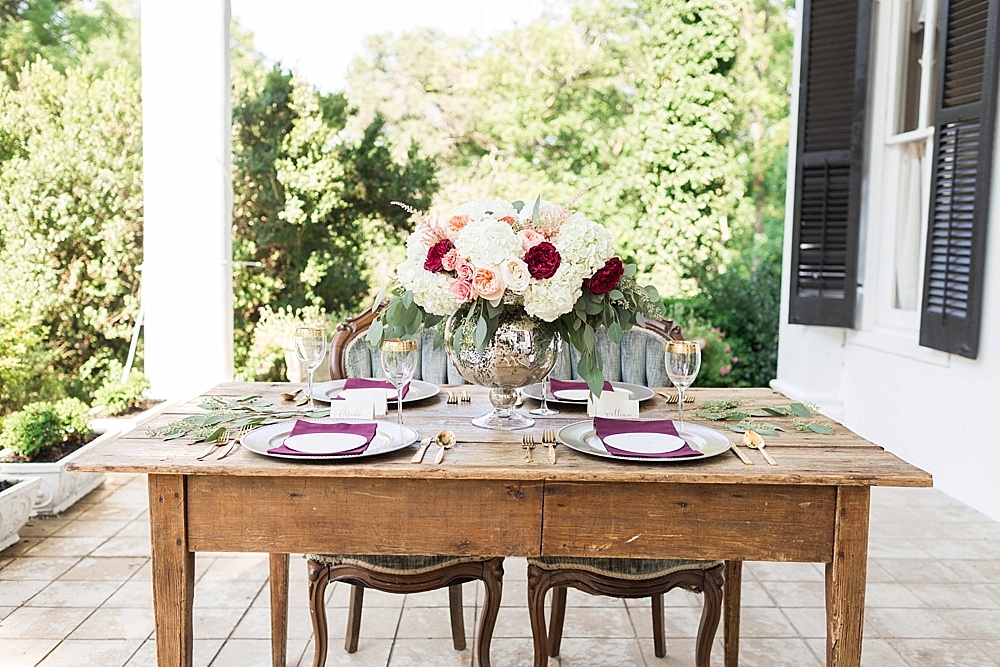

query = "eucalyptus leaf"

[
  {"left": 530, "top": 195, "right": 541, "bottom": 224},
  {"left": 512, "top": 200, "right": 524, "bottom": 213},
  {"left": 762, "top": 406, "right": 791, "bottom": 416},
  {"left": 608, "top": 289, "right": 624, "bottom": 301},
  {"left": 608, "top": 321, "right": 623, "bottom": 343},
  {"left": 474, "top": 316, "right": 488, "bottom": 351},
  {"left": 205, "top": 426, "right": 227, "bottom": 444},
  {"left": 401, "top": 290, "right": 413, "bottom": 309},
  {"left": 372, "top": 283, "right": 388, "bottom": 311},
  {"left": 808, "top": 423, "right": 835, "bottom": 434},
  {"left": 725, "top": 424, "right": 748, "bottom": 433},
  {"left": 789, "top": 402, "right": 813, "bottom": 417}
]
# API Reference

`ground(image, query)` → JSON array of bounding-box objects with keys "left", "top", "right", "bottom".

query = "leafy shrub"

[
  {"left": 0, "top": 398, "right": 91, "bottom": 460},
  {"left": 94, "top": 363, "right": 150, "bottom": 416},
  {"left": 667, "top": 308, "right": 738, "bottom": 387}
]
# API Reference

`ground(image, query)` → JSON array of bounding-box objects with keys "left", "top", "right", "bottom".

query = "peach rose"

[
  {"left": 518, "top": 228, "right": 545, "bottom": 252},
  {"left": 449, "top": 278, "right": 473, "bottom": 303},
  {"left": 455, "top": 258, "right": 475, "bottom": 281},
  {"left": 499, "top": 258, "right": 530, "bottom": 292},
  {"left": 471, "top": 267, "right": 506, "bottom": 305},
  {"left": 441, "top": 249, "right": 459, "bottom": 272},
  {"left": 444, "top": 214, "right": 470, "bottom": 239}
]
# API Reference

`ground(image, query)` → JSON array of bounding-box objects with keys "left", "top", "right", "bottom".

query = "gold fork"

[
  {"left": 217, "top": 424, "right": 253, "bottom": 460},
  {"left": 447, "top": 391, "right": 458, "bottom": 405},
  {"left": 196, "top": 429, "right": 231, "bottom": 460},
  {"left": 541, "top": 429, "right": 558, "bottom": 464},
  {"left": 521, "top": 434, "right": 535, "bottom": 463}
]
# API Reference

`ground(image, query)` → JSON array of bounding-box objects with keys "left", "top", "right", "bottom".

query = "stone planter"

[
  {"left": 0, "top": 476, "right": 41, "bottom": 551},
  {"left": 0, "top": 429, "right": 119, "bottom": 516}
]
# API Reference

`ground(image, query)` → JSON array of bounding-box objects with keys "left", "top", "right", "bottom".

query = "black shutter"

[
  {"left": 788, "top": 0, "right": 871, "bottom": 327},
  {"left": 919, "top": 0, "right": 999, "bottom": 358}
]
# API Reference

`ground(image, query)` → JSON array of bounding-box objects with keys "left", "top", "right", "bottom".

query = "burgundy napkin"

[
  {"left": 341, "top": 377, "right": 410, "bottom": 400},
  {"left": 548, "top": 379, "right": 613, "bottom": 399},
  {"left": 593, "top": 417, "right": 701, "bottom": 458},
  {"left": 267, "top": 420, "right": 378, "bottom": 456}
]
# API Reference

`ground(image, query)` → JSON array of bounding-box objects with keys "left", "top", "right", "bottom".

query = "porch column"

[{"left": 141, "top": 0, "right": 233, "bottom": 398}]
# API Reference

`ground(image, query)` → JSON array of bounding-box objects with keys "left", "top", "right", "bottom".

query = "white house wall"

[{"left": 776, "top": 0, "right": 1000, "bottom": 521}]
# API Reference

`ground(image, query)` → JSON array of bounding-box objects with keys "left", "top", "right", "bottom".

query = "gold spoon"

[
  {"left": 280, "top": 387, "right": 303, "bottom": 401},
  {"left": 410, "top": 437, "right": 434, "bottom": 464},
  {"left": 743, "top": 429, "right": 777, "bottom": 466},
  {"left": 435, "top": 430, "right": 456, "bottom": 464}
]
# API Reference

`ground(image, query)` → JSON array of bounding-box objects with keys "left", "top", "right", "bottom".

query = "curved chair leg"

[
  {"left": 723, "top": 560, "right": 742, "bottom": 667},
  {"left": 696, "top": 566, "right": 725, "bottom": 667},
  {"left": 345, "top": 584, "right": 364, "bottom": 653},
  {"left": 477, "top": 558, "right": 504, "bottom": 667},
  {"left": 527, "top": 565, "right": 552, "bottom": 667},
  {"left": 547, "top": 587, "right": 567, "bottom": 657},
  {"left": 448, "top": 583, "right": 467, "bottom": 650},
  {"left": 307, "top": 561, "right": 331, "bottom": 667},
  {"left": 651, "top": 592, "right": 666, "bottom": 658}
]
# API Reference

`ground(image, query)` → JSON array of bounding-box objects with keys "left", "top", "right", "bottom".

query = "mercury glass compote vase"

[{"left": 444, "top": 295, "right": 560, "bottom": 430}]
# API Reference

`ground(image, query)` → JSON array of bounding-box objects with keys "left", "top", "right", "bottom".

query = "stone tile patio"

[{"left": 1, "top": 475, "right": 998, "bottom": 666}]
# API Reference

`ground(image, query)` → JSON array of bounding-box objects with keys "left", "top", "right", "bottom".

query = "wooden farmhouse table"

[{"left": 69, "top": 382, "right": 931, "bottom": 667}]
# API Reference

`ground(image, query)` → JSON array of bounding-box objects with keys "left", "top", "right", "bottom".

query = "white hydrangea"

[
  {"left": 398, "top": 257, "right": 460, "bottom": 316},
  {"left": 523, "top": 263, "right": 586, "bottom": 321},
  {"left": 554, "top": 213, "right": 614, "bottom": 277},
  {"left": 454, "top": 218, "right": 522, "bottom": 268}
]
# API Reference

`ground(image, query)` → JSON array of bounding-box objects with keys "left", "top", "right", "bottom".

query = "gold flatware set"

[
  {"left": 446, "top": 390, "right": 471, "bottom": 405},
  {"left": 196, "top": 424, "right": 253, "bottom": 461},
  {"left": 730, "top": 429, "right": 777, "bottom": 466}
]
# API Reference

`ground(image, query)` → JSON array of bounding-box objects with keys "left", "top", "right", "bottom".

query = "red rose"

[
  {"left": 586, "top": 257, "right": 624, "bottom": 295},
  {"left": 525, "top": 242, "right": 561, "bottom": 279},
  {"left": 424, "top": 239, "right": 454, "bottom": 273}
]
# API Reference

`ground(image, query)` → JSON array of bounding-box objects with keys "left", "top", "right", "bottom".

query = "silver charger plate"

[
  {"left": 521, "top": 381, "right": 656, "bottom": 404},
  {"left": 241, "top": 418, "right": 419, "bottom": 461},
  {"left": 308, "top": 379, "right": 441, "bottom": 404},
  {"left": 556, "top": 420, "right": 731, "bottom": 462}
]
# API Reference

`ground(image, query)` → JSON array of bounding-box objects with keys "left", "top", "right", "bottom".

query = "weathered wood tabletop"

[
  {"left": 72, "top": 382, "right": 932, "bottom": 487},
  {"left": 69, "top": 382, "right": 932, "bottom": 667}
]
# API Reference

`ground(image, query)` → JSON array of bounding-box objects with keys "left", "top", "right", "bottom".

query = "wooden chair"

[{"left": 305, "top": 304, "right": 499, "bottom": 667}]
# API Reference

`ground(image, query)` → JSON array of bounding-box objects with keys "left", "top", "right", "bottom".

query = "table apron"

[
  {"left": 185, "top": 475, "right": 545, "bottom": 556},
  {"left": 541, "top": 482, "right": 838, "bottom": 562}
]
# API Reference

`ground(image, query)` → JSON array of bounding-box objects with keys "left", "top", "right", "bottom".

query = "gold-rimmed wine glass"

[
  {"left": 665, "top": 340, "right": 701, "bottom": 428},
  {"left": 294, "top": 327, "right": 328, "bottom": 409},
  {"left": 381, "top": 338, "right": 418, "bottom": 426}
]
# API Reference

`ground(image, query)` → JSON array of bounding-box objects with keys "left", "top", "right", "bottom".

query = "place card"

[
  {"left": 329, "top": 398, "right": 376, "bottom": 420},
  {"left": 338, "top": 388, "right": 388, "bottom": 416},
  {"left": 587, "top": 391, "right": 639, "bottom": 419}
]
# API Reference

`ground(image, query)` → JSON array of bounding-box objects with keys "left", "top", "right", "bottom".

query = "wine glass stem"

[
  {"left": 307, "top": 370, "right": 316, "bottom": 410},
  {"left": 396, "top": 386, "right": 403, "bottom": 425},
  {"left": 541, "top": 374, "right": 550, "bottom": 410},
  {"left": 677, "top": 387, "right": 685, "bottom": 428}
]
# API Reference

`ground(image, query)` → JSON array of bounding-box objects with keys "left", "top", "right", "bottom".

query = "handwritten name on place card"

[
  {"left": 329, "top": 398, "right": 375, "bottom": 420},
  {"left": 588, "top": 391, "right": 639, "bottom": 419}
]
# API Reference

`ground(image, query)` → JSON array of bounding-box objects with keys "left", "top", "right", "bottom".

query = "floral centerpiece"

[{"left": 367, "top": 196, "right": 664, "bottom": 394}]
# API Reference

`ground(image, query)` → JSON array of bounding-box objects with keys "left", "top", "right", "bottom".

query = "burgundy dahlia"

[
  {"left": 586, "top": 257, "right": 624, "bottom": 295},
  {"left": 424, "top": 239, "right": 454, "bottom": 273},
  {"left": 525, "top": 242, "right": 561, "bottom": 279}
]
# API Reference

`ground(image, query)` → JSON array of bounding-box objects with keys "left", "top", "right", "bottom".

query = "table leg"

[
  {"left": 148, "top": 474, "right": 194, "bottom": 667},
  {"left": 825, "top": 486, "right": 870, "bottom": 666},
  {"left": 723, "top": 560, "right": 742, "bottom": 667},
  {"left": 270, "top": 553, "right": 290, "bottom": 667}
]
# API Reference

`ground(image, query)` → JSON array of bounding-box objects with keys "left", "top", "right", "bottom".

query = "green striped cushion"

[
  {"left": 528, "top": 557, "right": 723, "bottom": 580},
  {"left": 307, "top": 554, "right": 492, "bottom": 576}
]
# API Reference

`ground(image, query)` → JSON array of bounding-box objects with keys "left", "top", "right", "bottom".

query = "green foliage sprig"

[
  {"left": 147, "top": 395, "right": 328, "bottom": 444},
  {"left": 694, "top": 398, "right": 832, "bottom": 435}
]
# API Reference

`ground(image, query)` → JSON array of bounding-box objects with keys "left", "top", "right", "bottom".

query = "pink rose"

[
  {"left": 471, "top": 267, "right": 505, "bottom": 305},
  {"left": 444, "top": 214, "right": 470, "bottom": 239},
  {"left": 585, "top": 257, "right": 624, "bottom": 295},
  {"left": 449, "top": 278, "right": 473, "bottom": 303},
  {"left": 424, "top": 239, "right": 454, "bottom": 273},
  {"left": 499, "top": 215, "right": 518, "bottom": 226},
  {"left": 525, "top": 242, "right": 561, "bottom": 280},
  {"left": 518, "top": 229, "right": 545, "bottom": 252},
  {"left": 441, "top": 249, "right": 459, "bottom": 272},
  {"left": 455, "top": 258, "right": 475, "bottom": 281}
]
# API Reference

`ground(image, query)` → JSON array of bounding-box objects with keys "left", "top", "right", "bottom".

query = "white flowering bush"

[{"left": 369, "top": 196, "right": 664, "bottom": 392}]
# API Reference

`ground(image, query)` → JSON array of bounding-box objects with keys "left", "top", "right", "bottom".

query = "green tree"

[
  {"left": 0, "top": 57, "right": 143, "bottom": 408},
  {"left": 231, "top": 58, "right": 439, "bottom": 378}
]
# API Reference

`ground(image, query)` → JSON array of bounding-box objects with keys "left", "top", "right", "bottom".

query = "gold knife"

[
  {"left": 730, "top": 441, "right": 754, "bottom": 465},
  {"left": 411, "top": 437, "right": 433, "bottom": 464}
]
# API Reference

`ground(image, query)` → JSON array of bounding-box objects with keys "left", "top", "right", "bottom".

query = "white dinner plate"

[
  {"left": 602, "top": 432, "right": 687, "bottom": 454},
  {"left": 556, "top": 420, "right": 731, "bottom": 462},
  {"left": 308, "top": 379, "right": 441, "bottom": 404},
  {"left": 241, "top": 419, "right": 418, "bottom": 461},
  {"left": 521, "top": 381, "right": 655, "bottom": 404}
]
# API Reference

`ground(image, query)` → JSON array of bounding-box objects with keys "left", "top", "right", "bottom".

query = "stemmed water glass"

[
  {"left": 381, "top": 338, "right": 418, "bottom": 426},
  {"left": 529, "top": 371, "right": 559, "bottom": 416},
  {"left": 665, "top": 340, "right": 701, "bottom": 428},
  {"left": 294, "top": 327, "right": 328, "bottom": 410}
]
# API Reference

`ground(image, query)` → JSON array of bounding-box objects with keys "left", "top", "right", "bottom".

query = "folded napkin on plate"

[
  {"left": 341, "top": 377, "right": 410, "bottom": 399},
  {"left": 593, "top": 417, "right": 701, "bottom": 458},
  {"left": 548, "top": 379, "right": 613, "bottom": 399},
  {"left": 267, "top": 420, "right": 378, "bottom": 456}
]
